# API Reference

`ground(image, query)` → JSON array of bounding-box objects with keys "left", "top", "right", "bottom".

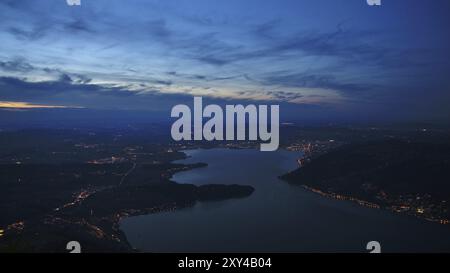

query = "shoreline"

[{"left": 289, "top": 183, "right": 450, "bottom": 227}]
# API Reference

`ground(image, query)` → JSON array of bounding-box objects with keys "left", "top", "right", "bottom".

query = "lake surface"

[{"left": 121, "top": 148, "right": 450, "bottom": 252}]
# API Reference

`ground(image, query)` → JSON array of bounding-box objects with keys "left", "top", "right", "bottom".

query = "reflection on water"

[{"left": 121, "top": 148, "right": 450, "bottom": 253}]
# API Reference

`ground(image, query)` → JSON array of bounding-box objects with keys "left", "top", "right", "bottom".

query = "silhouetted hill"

[{"left": 281, "top": 140, "right": 450, "bottom": 221}]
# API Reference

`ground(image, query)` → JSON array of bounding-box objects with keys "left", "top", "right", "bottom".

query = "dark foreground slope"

[
  {"left": 1, "top": 182, "right": 253, "bottom": 253},
  {"left": 281, "top": 140, "right": 450, "bottom": 223},
  {"left": 0, "top": 163, "right": 253, "bottom": 253}
]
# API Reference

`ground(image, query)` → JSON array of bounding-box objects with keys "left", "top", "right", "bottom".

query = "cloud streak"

[{"left": 0, "top": 101, "right": 81, "bottom": 109}]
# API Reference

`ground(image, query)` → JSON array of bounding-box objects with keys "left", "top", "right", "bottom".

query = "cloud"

[
  {"left": 6, "top": 25, "right": 49, "bottom": 41},
  {"left": 262, "top": 72, "right": 375, "bottom": 94},
  {"left": 0, "top": 75, "right": 198, "bottom": 111},
  {"left": 153, "top": 79, "right": 173, "bottom": 86},
  {"left": 251, "top": 19, "right": 281, "bottom": 40},
  {"left": 0, "top": 101, "right": 80, "bottom": 109},
  {"left": 0, "top": 59, "right": 34, "bottom": 72},
  {"left": 64, "top": 19, "right": 96, "bottom": 34},
  {"left": 146, "top": 19, "right": 172, "bottom": 39}
]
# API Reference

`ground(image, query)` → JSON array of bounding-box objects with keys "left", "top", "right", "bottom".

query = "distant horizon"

[{"left": 1, "top": 107, "right": 450, "bottom": 131}]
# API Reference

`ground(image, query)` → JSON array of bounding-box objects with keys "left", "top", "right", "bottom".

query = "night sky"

[{"left": 1, "top": 0, "right": 450, "bottom": 122}]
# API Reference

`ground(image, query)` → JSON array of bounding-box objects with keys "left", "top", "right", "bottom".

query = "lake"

[{"left": 120, "top": 148, "right": 450, "bottom": 252}]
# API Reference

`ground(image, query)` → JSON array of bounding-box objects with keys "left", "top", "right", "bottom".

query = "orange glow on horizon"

[{"left": 0, "top": 101, "right": 81, "bottom": 109}]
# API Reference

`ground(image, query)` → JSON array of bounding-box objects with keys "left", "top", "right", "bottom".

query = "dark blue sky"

[{"left": 1, "top": 0, "right": 450, "bottom": 122}]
